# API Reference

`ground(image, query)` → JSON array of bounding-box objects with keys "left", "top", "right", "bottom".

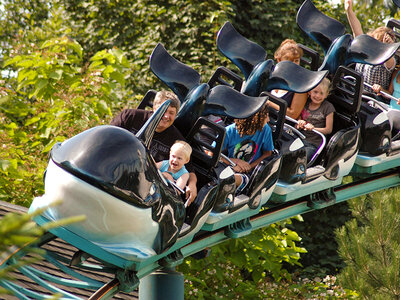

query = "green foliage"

[
  {"left": 61, "top": 0, "right": 234, "bottom": 94},
  {"left": 1, "top": 18, "right": 131, "bottom": 205},
  {"left": 0, "top": 0, "right": 50, "bottom": 68},
  {"left": 289, "top": 202, "right": 353, "bottom": 278},
  {"left": 351, "top": 0, "right": 400, "bottom": 31},
  {"left": 336, "top": 188, "right": 400, "bottom": 298},
  {"left": 179, "top": 218, "right": 307, "bottom": 299}
]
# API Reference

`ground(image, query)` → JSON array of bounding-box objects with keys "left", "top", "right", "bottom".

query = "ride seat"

[
  {"left": 321, "top": 112, "right": 359, "bottom": 176},
  {"left": 185, "top": 117, "right": 226, "bottom": 177},
  {"left": 137, "top": 90, "right": 157, "bottom": 110}
]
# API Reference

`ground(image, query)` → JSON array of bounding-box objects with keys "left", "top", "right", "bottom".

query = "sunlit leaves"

[{"left": 1, "top": 28, "right": 130, "bottom": 205}]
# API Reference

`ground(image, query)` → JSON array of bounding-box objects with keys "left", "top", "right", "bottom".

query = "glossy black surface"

[
  {"left": 205, "top": 85, "right": 268, "bottom": 119},
  {"left": 245, "top": 152, "right": 282, "bottom": 202},
  {"left": 51, "top": 125, "right": 185, "bottom": 253},
  {"left": 358, "top": 101, "right": 391, "bottom": 155},
  {"left": 149, "top": 43, "right": 201, "bottom": 102},
  {"left": 297, "top": 0, "right": 400, "bottom": 76},
  {"left": 266, "top": 61, "right": 327, "bottom": 93},
  {"left": 323, "top": 114, "right": 360, "bottom": 180},
  {"left": 182, "top": 183, "right": 219, "bottom": 236},
  {"left": 296, "top": 0, "right": 345, "bottom": 53},
  {"left": 276, "top": 131, "right": 307, "bottom": 183},
  {"left": 240, "top": 59, "right": 274, "bottom": 96},
  {"left": 347, "top": 34, "right": 400, "bottom": 66},
  {"left": 319, "top": 34, "right": 352, "bottom": 75},
  {"left": 136, "top": 100, "right": 171, "bottom": 147},
  {"left": 393, "top": 0, "right": 400, "bottom": 7},
  {"left": 329, "top": 66, "right": 362, "bottom": 115},
  {"left": 217, "top": 21, "right": 267, "bottom": 79},
  {"left": 262, "top": 91, "right": 287, "bottom": 142},
  {"left": 174, "top": 83, "right": 210, "bottom": 138},
  {"left": 216, "top": 22, "right": 328, "bottom": 96}
]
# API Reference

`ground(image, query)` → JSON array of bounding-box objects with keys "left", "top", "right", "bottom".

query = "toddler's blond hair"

[{"left": 171, "top": 140, "right": 192, "bottom": 161}]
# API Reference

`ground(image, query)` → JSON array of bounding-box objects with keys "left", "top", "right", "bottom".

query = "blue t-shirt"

[
  {"left": 222, "top": 123, "right": 274, "bottom": 163},
  {"left": 159, "top": 160, "right": 188, "bottom": 181}
]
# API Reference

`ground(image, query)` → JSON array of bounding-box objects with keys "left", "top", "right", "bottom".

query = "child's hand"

[
  {"left": 304, "top": 123, "right": 314, "bottom": 131},
  {"left": 296, "top": 120, "right": 306, "bottom": 129},
  {"left": 232, "top": 159, "right": 251, "bottom": 173}
]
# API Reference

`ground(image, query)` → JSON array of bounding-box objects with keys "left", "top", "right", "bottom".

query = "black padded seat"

[
  {"left": 217, "top": 21, "right": 266, "bottom": 79},
  {"left": 296, "top": 0, "right": 345, "bottom": 53},
  {"left": 185, "top": 117, "right": 226, "bottom": 173},
  {"left": 149, "top": 43, "right": 201, "bottom": 102}
]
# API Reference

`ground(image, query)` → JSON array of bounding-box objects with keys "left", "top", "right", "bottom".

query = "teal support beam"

[{"left": 139, "top": 268, "right": 184, "bottom": 300}]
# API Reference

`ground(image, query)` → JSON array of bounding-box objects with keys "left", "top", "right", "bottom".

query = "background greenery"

[{"left": 1, "top": 0, "right": 400, "bottom": 298}]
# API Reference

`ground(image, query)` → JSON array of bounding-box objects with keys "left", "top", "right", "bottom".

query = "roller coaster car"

[
  {"left": 351, "top": 91, "right": 400, "bottom": 174},
  {"left": 214, "top": 22, "right": 320, "bottom": 186},
  {"left": 215, "top": 21, "right": 328, "bottom": 98},
  {"left": 350, "top": 18, "right": 400, "bottom": 174},
  {"left": 215, "top": 21, "right": 364, "bottom": 203},
  {"left": 296, "top": 0, "right": 400, "bottom": 75},
  {"left": 296, "top": 0, "right": 400, "bottom": 175},
  {"left": 148, "top": 43, "right": 285, "bottom": 232},
  {"left": 271, "top": 66, "right": 362, "bottom": 203},
  {"left": 28, "top": 45, "right": 287, "bottom": 269}
]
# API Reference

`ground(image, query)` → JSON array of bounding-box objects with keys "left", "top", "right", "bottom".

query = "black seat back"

[
  {"left": 328, "top": 66, "right": 362, "bottom": 116},
  {"left": 207, "top": 66, "right": 243, "bottom": 91},
  {"left": 137, "top": 90, "right": 157, "bottom": 110},
  {"left": 299, "top": 44, "right": 320, "bottom": 71},
  {"left": 259, "top": 91, "right": 287, "bottom": 142},
  {"left": 185, "top": 117, "right": 226, "bottom": 172}
]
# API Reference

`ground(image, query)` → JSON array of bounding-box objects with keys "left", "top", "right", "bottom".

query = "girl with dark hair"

[{"left": 222, "top": 103, "right": 274, "bottom": 194}]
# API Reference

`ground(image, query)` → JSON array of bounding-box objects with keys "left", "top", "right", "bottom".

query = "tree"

[
  {"left": 289, "top": 202, "right": 353, "bottom": 278},
  {"left": 336, "top": 189, "right": 400, "bottom": 298},
  {"left": 352, "top": 0, "right": 399, "bottom": 24},
  {"left": 1, "top": 6, "right": 131, "bottom": 205},
  {"left": 0, "top": 0, "right": 50, "bottom": 68}
]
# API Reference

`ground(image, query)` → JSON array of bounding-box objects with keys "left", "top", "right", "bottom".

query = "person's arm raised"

[{"left": 344, "top": 0, "right": 363, "bottom": 38}]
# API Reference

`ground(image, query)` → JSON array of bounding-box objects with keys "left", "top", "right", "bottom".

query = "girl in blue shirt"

[{"left": 222, "top": 103, "right": 274, "bottom": 194}]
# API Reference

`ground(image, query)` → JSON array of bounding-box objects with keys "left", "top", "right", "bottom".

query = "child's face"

[
  {"left": 280, "top": 54, "right": 301, "bottom": 65},
  {"left": 169, "top": 148, "right": 188, "bottom": 171},
  {"left": 309, "top": 85, "right": 328, "bottom": 106}
]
